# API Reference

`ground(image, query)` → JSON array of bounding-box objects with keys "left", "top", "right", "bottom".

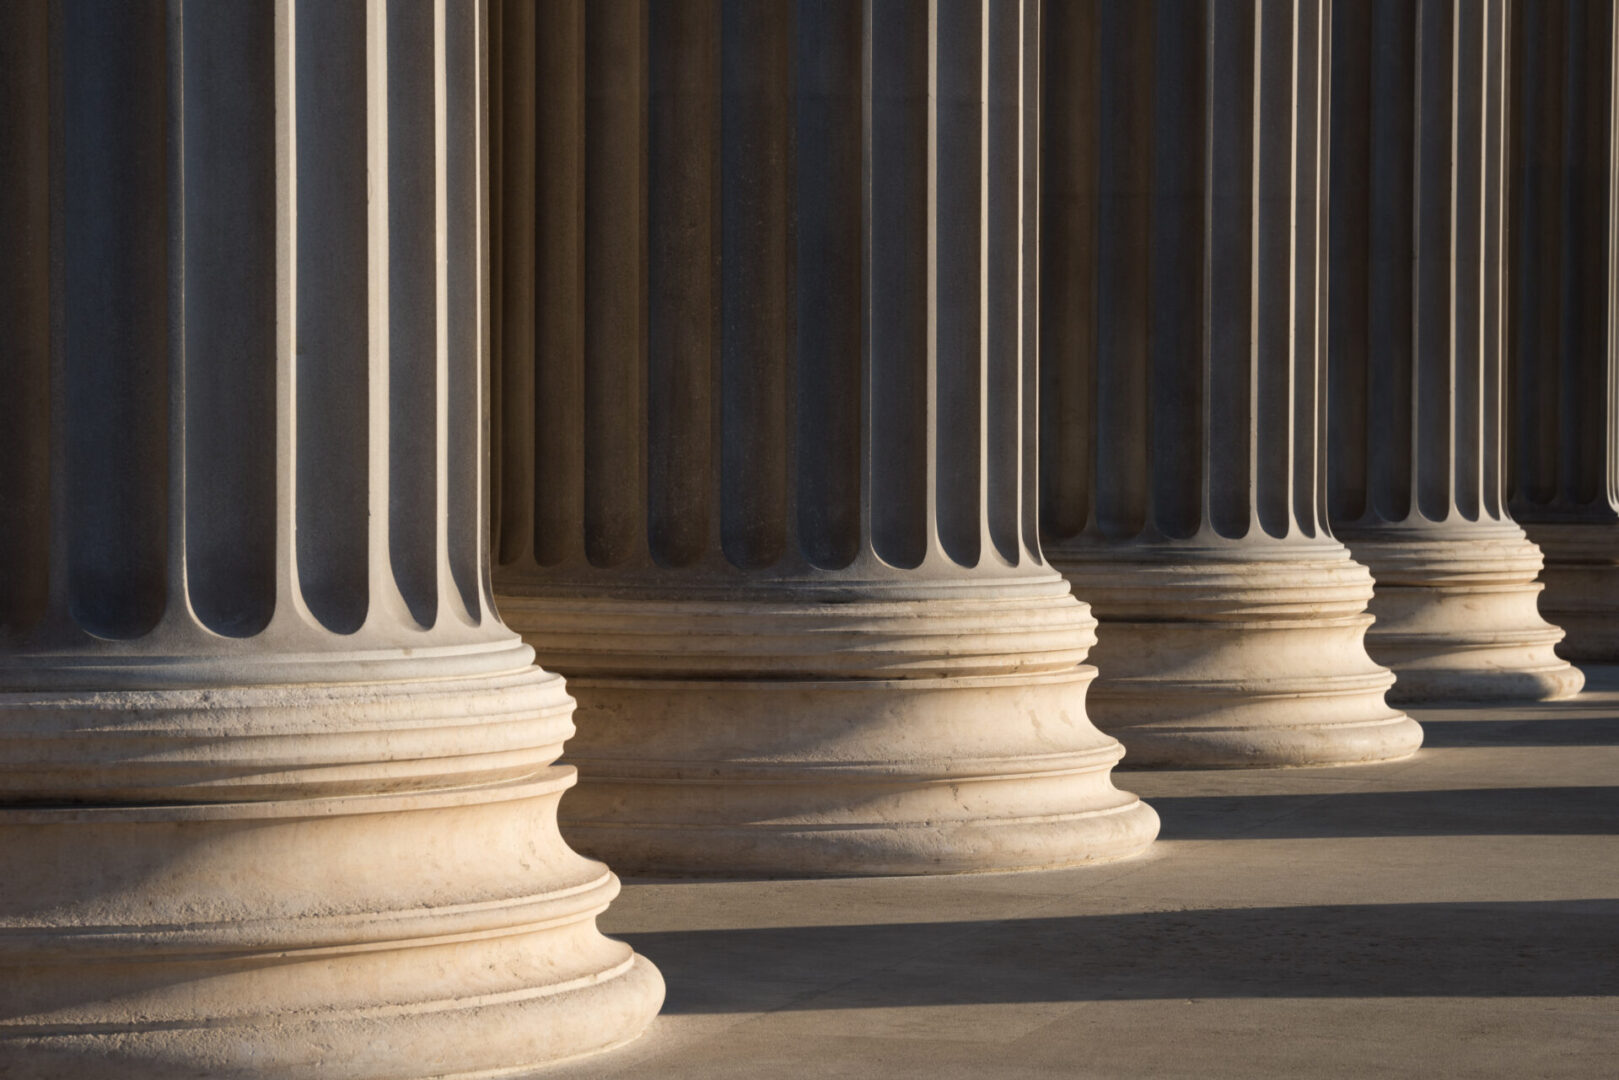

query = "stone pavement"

[{"left": 540, "top": 666, "right": 1619, "bottom": 1079}]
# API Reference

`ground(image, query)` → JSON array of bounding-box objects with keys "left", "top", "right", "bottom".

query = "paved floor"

[{"left": 542, "top": 666, "right": 1619, "bottom": 1079}]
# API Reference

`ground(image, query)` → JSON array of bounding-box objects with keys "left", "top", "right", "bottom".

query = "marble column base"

[
  {"left": 0, "top": 665, "right": 663, "bottom": 1079},
  {"left": 500, "top": 584, "right": 1159, "bottom": 877},
  {"left": 1052, "top": 545, "right": 1422, "bottom": 768},
  {"left": 1344, "top": 524, "right": 1585, "bottom": 703},
  {"left": 1522, "top": 521, "right": 1619, "bottom": 663}
]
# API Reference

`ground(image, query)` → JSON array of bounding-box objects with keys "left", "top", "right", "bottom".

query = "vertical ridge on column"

[
  {"left": 867, "top": 0, "right": 929, "bottom": 570},
  {"left": 794, "top": 0, "right": 863, "bottom": 570},
  {"left": 1204, "top": 0, "right": 1256, "bottom": 541},
  {"left": 985, "top": 0, "right": 1021, "bottom": 566},
  {"left": 295, "top": 0, "right": 369, "bottom": 633},
  {"left": 180, "top": 0, "right": 278, "bottom": 637},
  {"left": 62, "top": 0, "right": 169, "bottom": 640},
  {"left": 493, "top": 0, "right": 535, "bottom": 568},
  {"left": 1557, "top": 0, "right": 1587, "bottom": 506},
  {"left": 1373, "top": 3, "right": 1416, "bottom": 524},
  {"left": 1017, "top": 0, "right": 1042, "bottom": 560},
  {"left": 446, "top": 0, "right": 485, "bottom": 620},
  {"left": 584, "top": 1, "right": 647, "bottom": 569},
  {"left": 1150, "top": 5, "right": 1206, "bottom": 541},
  {"left": 1328, "top": 1, "right": 1372, "bottom": 527},
  {"left": 647, "top": 0, "right": 718, "bottom": 570},
  {"left": 387, "top": 0, "right": 440, "bottom": 628},
  {"left": 530, "top": 0, "right": 585, "bottom": 570},
  {"left": 1481, "top": 0, "right": 1508, "bottom": 522},
  {"left": 1036, "top": 0, "right": 1095, "bottom": 544},
  {"left": 1413, "top": 0, "right": 1455, "bottom": 522},
  {"left": 720, "top": 0, "right": 791, "bottom": 572},
  {"left": 932, "top": 0, "right": 984, "bottom": 569},
  {"left": 1254, "top": 0, "right": 1296, "bottom": 540},
  {"left": 1295, "top": 0, "right": 1328, "bottom": 539},
  {"left": 1454, "top": 0, "right": 1486, "bottom": 521},
  {"left": 1092, "top": 1, "right": 1151, "bottom": 543},
  {"left": 0, "top": 1, "right": 52, "bottom": 638}
]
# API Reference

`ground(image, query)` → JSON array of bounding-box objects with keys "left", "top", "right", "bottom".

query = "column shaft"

[
  {"left": 1508, "top": 0, "right": 1619, "bottom": 661},
  {"left": 0, "top": 2, "right": 660, "bottom": 1074},
  {"left": 492, "top": 0, "right": 1157, "bottom": 876},
  {"left": 1040, "top": 0, "right": 1421, "bottom": 767},
  {"left": 1329, "top": 0, "right": 1583, "bottom": 702}
]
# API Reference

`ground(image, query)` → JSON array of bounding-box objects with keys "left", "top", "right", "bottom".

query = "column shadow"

[
  {"left": 1148, "top": 785, "right": 1619, "bottom": 840},
  {"left": 1415, "top": 714, "right": 1619, "bottom": 748},
  {"left": 620, "top": 899, "right": 1618, "bottom": 1014}
]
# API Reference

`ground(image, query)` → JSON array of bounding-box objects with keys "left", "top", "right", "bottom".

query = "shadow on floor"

[
  {"left": 621, "top": 899, "right": 1618, "bottom": 1014},
  {"left": 1416, "top": 713, "right": 1619, "bottom": 748},
  {"left": 1148, "top": 785, "right": 1619, "bottom": 840},
  {"left": 1571, "top": 663, "right": 1619, "bottom": 694}
]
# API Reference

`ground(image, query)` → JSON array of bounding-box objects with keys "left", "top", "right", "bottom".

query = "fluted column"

[
  {"left": 1040, "top": 1, "right": 1421, "bottom": 767},
  {"left": 1508, "top": 0, "right": 1619, "bottom": 662},
  {"left": 0, "top": 3, "right": 660, "bottom": 1075},
  {"left": 491, "top": 0, "right": 1157, "bottom": 877},
  {"left": 1329, "top": 0, "right": 1584, "bottom": 702}
]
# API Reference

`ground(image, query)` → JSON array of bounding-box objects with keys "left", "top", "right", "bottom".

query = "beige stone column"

[
  {"left": 491, "top": 0, "right": 1158, "bottom": 877},
  {"left": 0, "top": 2, "right": 659, "bottom": 1075},
  {"left": 1508, "top": 0, "right": 1619, "bottom": 663},
  {"left": 1039, "top": 1, "right": 1421, "bottom": 767},
  {"left": 1329, "top": 0, "right": 1584, "bottom": 702}
]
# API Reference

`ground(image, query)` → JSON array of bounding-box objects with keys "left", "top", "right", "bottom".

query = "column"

[
  {"left": 491, "top": 0, "right": 1159, "bottom": 877},
  {"left": 1328, "top": 0, "right": 1584, "bottom": 702},
  {"left": 1040, "top": 1, "right": 1421, "bottom": 766},
  {"left": 1508, "top": 0, "right": 1619, "bottom": 663},
  {"left": 0, "top": 3, "right": 660, "bottom": 1075}
]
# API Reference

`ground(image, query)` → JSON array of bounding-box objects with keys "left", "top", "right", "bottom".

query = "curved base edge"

[
  {"left": 1053, "top": 548, "right": 1416, "bottom": 770},
  {"left": 0, "top": 667, "right": 664, "bottom": 1079},
  {"left": 1374, "top": 653, "right": 1586, "bottom": 704},
  {"left": 1099, "top": 710, "right": 1425, "bottom": 769},
  {"left": 555, "top": 669, "right": 1159, "bottom": 877},
  {"left": 0, "top": 955, "right": 665, "bottom": 1080},
  {"left": 1346, "top": 528, "right": 1586, "bottom": 703},
  {"left": 566, "top": 798, "right": 1162, "bottom": 879}
]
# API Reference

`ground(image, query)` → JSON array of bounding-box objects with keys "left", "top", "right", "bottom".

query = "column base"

[
  {"left": 1522, "top": 521, "right": 1619, "bottom": 663},
  {"left": 559, "top": 670, "right": 1158, "bottom": 877},
  {"left": 0, "top": 669, "right": 663, "bottom": 1079},
  {"left": 501, "top": 586, "right": 1159, "bottom": 877},
  {"left": 1343, "top": 524, "right": 1585, "bottom": 704},
  {"left": 1052, "top": 544, "right": 1422, "bottom": 769}
]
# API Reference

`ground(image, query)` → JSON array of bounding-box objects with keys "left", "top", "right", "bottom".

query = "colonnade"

[{"left": 0, "top": 0, "right": 1613, "bottom": 1076}]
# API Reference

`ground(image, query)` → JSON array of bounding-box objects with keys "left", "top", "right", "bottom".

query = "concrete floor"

[{"left": 542, "top": 666, "right": 1619, "bottom": 1079}]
